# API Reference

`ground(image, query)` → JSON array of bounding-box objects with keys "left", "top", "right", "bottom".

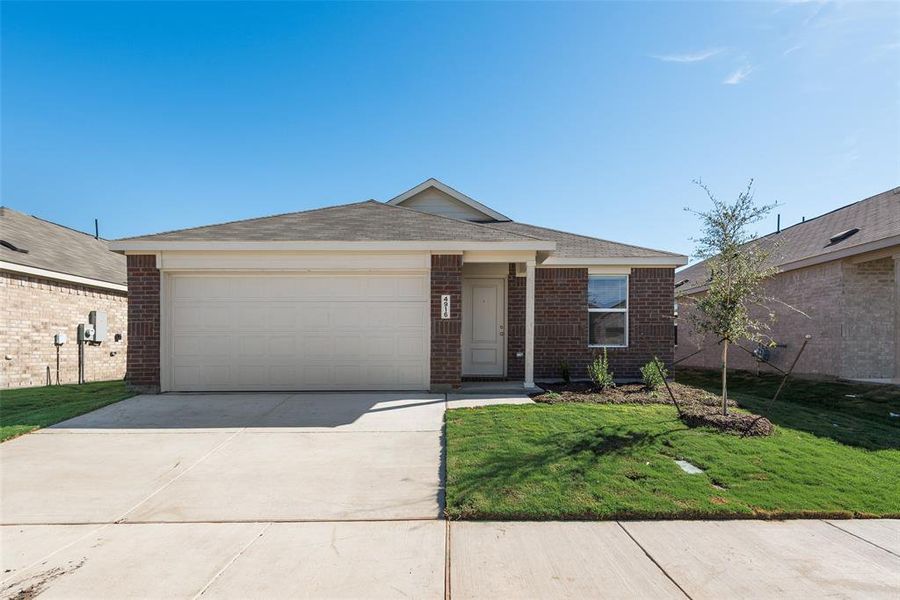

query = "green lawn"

[
  {"left": 0, "top": 380, "right": 135, "bottom": 442},
  {"left": 445, "top": 371, "right": 900, "bottom": 520}
]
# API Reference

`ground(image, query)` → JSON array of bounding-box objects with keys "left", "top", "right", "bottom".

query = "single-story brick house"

[
  {"left": 675, "top": 186, "right": 900, "bottom": 383},
  {"left": 110, "top": 179, "right": 687, "bottom": 392},
  {"left": 1, "top": 207, "right": 128, "bottom": 388}
]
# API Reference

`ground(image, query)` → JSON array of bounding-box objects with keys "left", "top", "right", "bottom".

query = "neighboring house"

[
  {"left": 110, "top": 179, "right": 687, "bottom": 392},
  {"left": 1, "top": 207, "right": 128, "bottom": 388},
  {"left": 675, "top": 187, "right": 900, "bottom": 383}
]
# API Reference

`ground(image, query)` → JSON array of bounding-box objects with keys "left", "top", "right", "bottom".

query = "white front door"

[{"left": 462, "top": 278, "right": 506, "bottom": 376}]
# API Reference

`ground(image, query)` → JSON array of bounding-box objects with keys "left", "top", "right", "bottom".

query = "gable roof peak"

[{"left": 386, "top": 178, "right": 511, "bottom": 222}]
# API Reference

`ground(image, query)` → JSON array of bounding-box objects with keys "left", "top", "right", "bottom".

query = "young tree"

[{"left": 685, "top": 179, "right": 780, "bottom": 415}]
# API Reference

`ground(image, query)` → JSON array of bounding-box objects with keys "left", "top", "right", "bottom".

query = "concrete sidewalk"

[
  {"left": 2, "top": 519, "right": 897, "bottom": 598},
  {"left": 451, "top": 520, "right": 900, "bottom": 599}
]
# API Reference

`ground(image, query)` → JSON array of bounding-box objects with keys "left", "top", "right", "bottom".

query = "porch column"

[{"left": 524, "top": 259, "right": 536, "bottom": 388}]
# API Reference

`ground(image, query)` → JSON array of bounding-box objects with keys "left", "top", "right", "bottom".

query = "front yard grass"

[
  {"left": 445, "top": 371, "right": 900, "bottom": 520},
  {"left": 0, "top": 380, "right": 135, "bottom": 442}
]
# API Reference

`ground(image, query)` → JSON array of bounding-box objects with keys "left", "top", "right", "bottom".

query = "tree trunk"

[
  {"left": 721, "top": 341, "right": 729, "bottom": 416},
  {"left": 722, "top": 340, "right": 728, "bottom": 415}
]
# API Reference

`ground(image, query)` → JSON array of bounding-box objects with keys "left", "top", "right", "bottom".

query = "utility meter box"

[
  {"left": 54, "top": 333, "right": 67, "bottom": 346},
  {"left": 89, "top": 311, "right": 108, "bottom": 342},
  {"left": 78, "top": 324, "right": 96, "bottom": 342}
]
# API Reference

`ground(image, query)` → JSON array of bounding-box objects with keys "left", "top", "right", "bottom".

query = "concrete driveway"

[
  {"left": 2, "top": 392, "right": 898, "bottom": 599},
  {"left": 1, "top": 392, "right": 448, "bottom": 524}
]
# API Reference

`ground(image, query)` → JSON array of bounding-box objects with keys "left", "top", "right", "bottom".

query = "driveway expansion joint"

[{"left": 192, "top": 522, "right": 272, "bottom": 599}]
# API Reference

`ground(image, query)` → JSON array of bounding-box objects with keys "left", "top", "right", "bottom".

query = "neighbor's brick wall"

[
  {"left": 676, "top": 261, "right": 843, "bottom": 377},
  {"left": 0, "top": 270, "right": 127, "bottom": 388},
  {"left": 430, "top": 255, "right": 462, "bottom": 388},
  {"left": 676, "top": 256, "right": 897, "bottom": 380},
  {"left": 841, "top": 256, "right": 895, "bottom": 379},
  {"left": 506, "top": 266, "right": 675, "bottom": 381},
  {"left": 126, "top": 255, "right": 161, "bottom": 392}
]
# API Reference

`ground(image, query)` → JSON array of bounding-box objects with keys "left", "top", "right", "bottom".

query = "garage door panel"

[
  {"left": 397, "top": 334, "right": 425, "bottom": 358},
  {"left": 173, "top": 334, "right": 231, "bottom": 358},
  {"left": 333, "top": 335, "right": 362, "bottom": 359},
  {"left": 169, "top": 274, "right": 428, "bottom": 391}
]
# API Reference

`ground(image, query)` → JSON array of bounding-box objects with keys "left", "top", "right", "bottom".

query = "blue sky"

[{"left": 2, "top": 1, "right": 898, "bottom": 261}]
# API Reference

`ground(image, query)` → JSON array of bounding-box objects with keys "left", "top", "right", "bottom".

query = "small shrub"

[
  {"left": 640, "top": 356, "right": 669, "bottom": 391},
  {"left": 587, "top": 349, "right": 615, "bottom": 391},
  {"left": 560, "top": 360, "right": 571, "bottom": 384}
]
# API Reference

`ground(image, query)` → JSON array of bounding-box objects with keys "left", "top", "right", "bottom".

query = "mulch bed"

[
  {"left": 533, "top": 381, "right": 774, "bottom": 437},
  {"left": 533, "top": 381, "right": 733, "bottom": 408},
  {"left": 680, "top": 405, "right": 775, "bottom": 437}
]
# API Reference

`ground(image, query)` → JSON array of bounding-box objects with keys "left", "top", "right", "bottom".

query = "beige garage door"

[{"left": 167, "top": 273, "right": 429, "bottom": 391}]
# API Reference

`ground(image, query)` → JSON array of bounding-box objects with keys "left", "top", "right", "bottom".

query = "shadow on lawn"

[
  {"left": 569, "top": 427, "right": 683, "bottom": 456},
  {"left": 449, "top": 422, "right": 689, "bottom": 507},
  {"left": 676, "top": 368, "right": 900, "bottom": 451}
]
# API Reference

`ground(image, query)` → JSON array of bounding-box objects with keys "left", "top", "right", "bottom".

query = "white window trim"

[{"left": 588, "top": 274, "right": 629, "bottom": 348}]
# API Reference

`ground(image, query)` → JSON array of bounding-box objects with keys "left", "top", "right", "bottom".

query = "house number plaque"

[{"left": 441, "top": 295, "right": 451, "bottom": 319}]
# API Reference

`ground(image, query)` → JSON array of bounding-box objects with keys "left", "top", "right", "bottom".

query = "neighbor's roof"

[
  {"left": 676, "top": 186, "right": 900, "bottom": 295},
  {"left": 0, "top": 207, "right": 127, "bottom": 286},
  {"left": 491, "top": 221, "right": 684, "bottom": 259},
  {"left": 116, "top": 201, "right": 539, "bottom": 243}
]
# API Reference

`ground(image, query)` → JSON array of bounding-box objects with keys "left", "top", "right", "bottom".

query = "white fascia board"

[
  {"left": 387, "top": 178, "right": 511, "bottom": 222},
  {"left": 540, "top": 255, "right": 688, "bottom": 267},
  {"left": 111, "top": 240, "right": 556, "bottom": 252},
  {"left": 0, "top": 260, "right": 128, "bottom": 292}
]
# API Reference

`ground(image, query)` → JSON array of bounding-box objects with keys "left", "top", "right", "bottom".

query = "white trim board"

[{"left": 0, "top": 260, "right": 127, "bottom": 292}]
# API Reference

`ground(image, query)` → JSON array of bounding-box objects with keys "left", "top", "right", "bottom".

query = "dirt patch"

[
  {"left": 2, "top": 559, "right": 86, "bottom": 600},
  {"left": 533, "top": 381, "right": 735, "bottom": 408},
  {"left": 680, "top": 405, "right": 775, "bottom": 437}
]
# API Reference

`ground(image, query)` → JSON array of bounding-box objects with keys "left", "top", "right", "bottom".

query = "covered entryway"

[{"left": 166, "top": 273, "right": 429, "bottom": 391}]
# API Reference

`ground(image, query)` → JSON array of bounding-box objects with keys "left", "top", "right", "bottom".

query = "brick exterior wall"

[
  {"left": 506, "top": 266, "right": 675, "bottom": 381},
  {"left": 0, "top": 270, "right": 128, "bottom": 388},
  {"left": 506, "top": 265, "right": 526, "bottom": 380},
  {"left": 126, "top": 255, "right": 161, "bottom": 392},
  {"left": 675, "top": 255, "right": 898, "bottom": 380},
  {"left": 841, "top": 257, "right": 896, "bottom": 378},
  {"left": 430, "top": 255, "right": 462, "bottom": 389}
]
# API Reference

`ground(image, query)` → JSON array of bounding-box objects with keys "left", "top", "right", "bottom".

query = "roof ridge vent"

[{"left": 827, "top": 227, "right": 859, "bottom": 246}]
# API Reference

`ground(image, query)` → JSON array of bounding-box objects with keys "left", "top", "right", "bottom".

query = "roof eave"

[
  {"left": 539, "top": 255, "right": 689, "bottom": 267},
  {"left": 675, "top": 233, "right": 900, "bottom": 296},
  {"left": 109, "top": 240, "right": 557, "bottom": 253},
  {"left": 0, "top": 260, "right": 127, "bottom": 291}
]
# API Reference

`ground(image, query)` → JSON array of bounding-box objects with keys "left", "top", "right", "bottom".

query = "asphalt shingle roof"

[
  {"left": 1, "top": 207, "right": 127, "bottom": 285},
  {"left": 117, "top": 200, "right": 540, "bottom": 243},
  {"left": 676, "top": 187, "right": 900, "bottom": 294},
  {"left": 490, "top": 221, "right": 684, "bottom": 258},
  {"left": 116, "top": 199, "right": 685, "bottom": 261}
]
